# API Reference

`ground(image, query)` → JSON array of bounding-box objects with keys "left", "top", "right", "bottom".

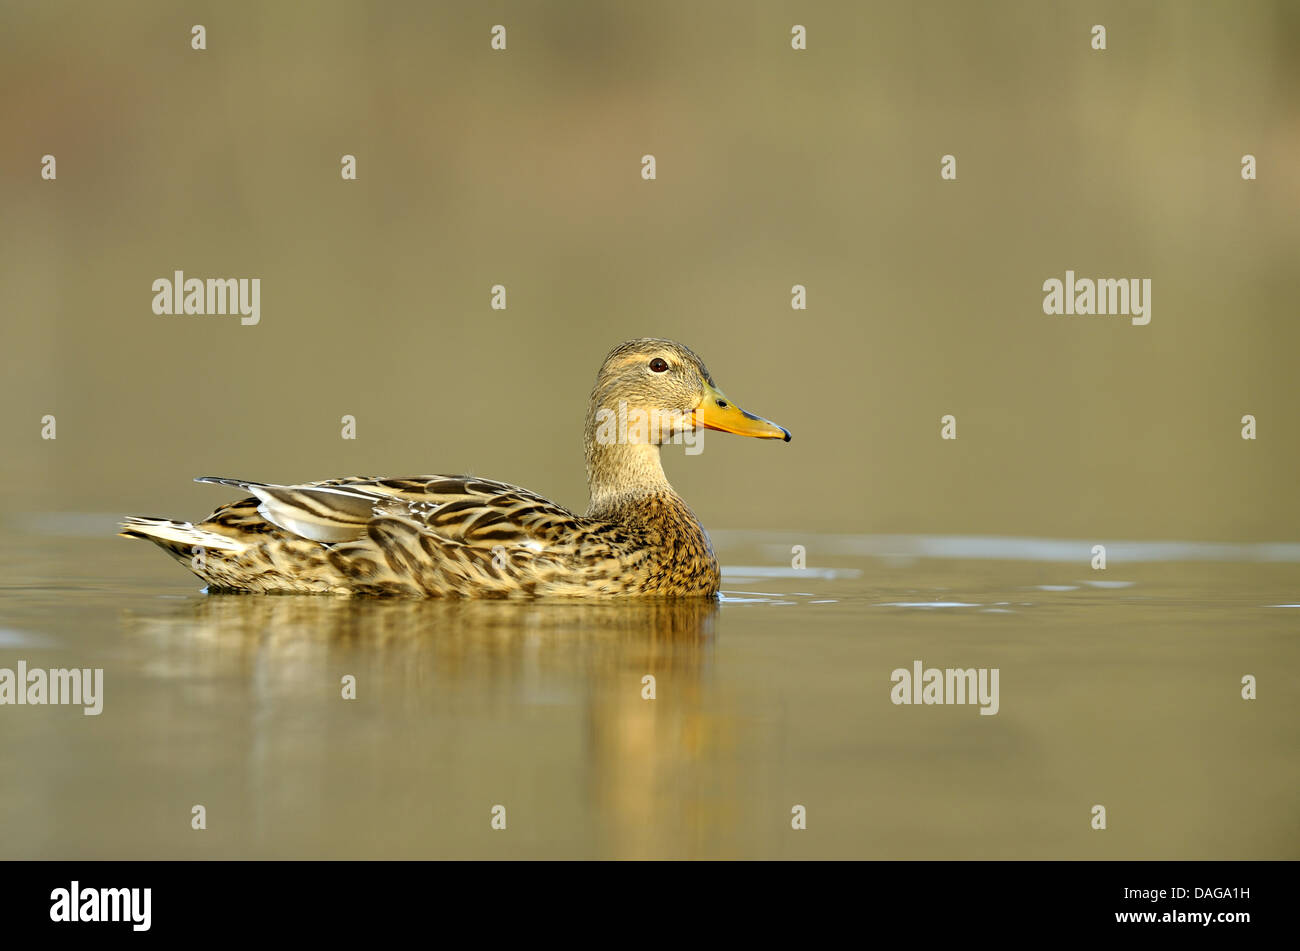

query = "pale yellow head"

[{"left": 583, "top": 338, "right": 790, "bottom": 514}]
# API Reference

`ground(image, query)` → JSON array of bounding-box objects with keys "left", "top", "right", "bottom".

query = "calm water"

[{"left": 0, "top": 526, "right": 1296, "bottom": 860}]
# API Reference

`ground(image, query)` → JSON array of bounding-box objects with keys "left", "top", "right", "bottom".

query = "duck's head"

[{"left": 586, "top": 338, "right": 791, "bottom": 446}]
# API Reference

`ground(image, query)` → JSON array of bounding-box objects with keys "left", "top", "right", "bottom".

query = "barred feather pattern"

[{"left": 122, "top": 475, "right": 721, "bottom": 598}]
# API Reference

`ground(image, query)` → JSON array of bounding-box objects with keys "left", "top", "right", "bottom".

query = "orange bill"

[{"left": 692, "top": 382, "right": 791, "bottom": 441}]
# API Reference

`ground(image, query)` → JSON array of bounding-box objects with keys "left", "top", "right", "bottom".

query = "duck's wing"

[
  {"left": 192, "top": 475, "right": 631, "bottom": 596},
  {"left": 195, "top": 475, "right": 594, "bottom": 549},
  {"left": 122, "top": 476, "right": 632, "bottom": 597}
]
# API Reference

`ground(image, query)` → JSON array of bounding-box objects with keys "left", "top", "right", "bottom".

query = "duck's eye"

[{"left": 649, "top": 358, "right": 669, "bottom": 373}]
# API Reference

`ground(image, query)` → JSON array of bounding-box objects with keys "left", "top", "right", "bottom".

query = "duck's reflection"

[
  {"left": 122, "top": 594, "right": 739, "bottom": 857},
  {"left": 129, "top": 593, "right": 716, "bottom": 671}
]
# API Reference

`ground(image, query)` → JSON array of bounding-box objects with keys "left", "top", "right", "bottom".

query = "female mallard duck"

[{"left": 121, "top": 338, "right": 790, "bottom": 598}]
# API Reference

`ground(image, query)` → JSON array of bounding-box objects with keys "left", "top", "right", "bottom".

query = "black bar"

[{"left": 2, "top": 860, "right": 1279, "bottom": 937}]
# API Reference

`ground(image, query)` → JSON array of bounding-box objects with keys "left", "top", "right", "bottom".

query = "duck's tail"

[{"left": 119, "top": 516, "right": 247, "bottom": 555}]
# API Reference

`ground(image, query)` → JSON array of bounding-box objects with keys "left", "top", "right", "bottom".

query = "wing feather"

[{"left": 195, "top": 474, "right": 597, "bottom": 553}]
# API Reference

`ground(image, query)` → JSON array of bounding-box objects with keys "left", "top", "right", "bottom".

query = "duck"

[{"left": 120, "top": 338, "right": 791, "bottom": 598}]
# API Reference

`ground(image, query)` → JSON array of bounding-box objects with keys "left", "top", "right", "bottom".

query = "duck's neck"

[{"left": 583, "top": 427, "right": 675, "bottom": 518}]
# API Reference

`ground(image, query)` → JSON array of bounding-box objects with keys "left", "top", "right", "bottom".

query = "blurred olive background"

[{"left": 2, "top": 0, "right": 1297, "bottom": 540}]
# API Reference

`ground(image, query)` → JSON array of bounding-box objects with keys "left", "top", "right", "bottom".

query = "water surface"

[{"left": 0, "top": 529, "right": 1295, "bottom": 859}]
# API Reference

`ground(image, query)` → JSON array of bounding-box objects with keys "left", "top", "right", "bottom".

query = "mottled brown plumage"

[{"left": 121, "top": 339, "right": 790, "bottom": 598}]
